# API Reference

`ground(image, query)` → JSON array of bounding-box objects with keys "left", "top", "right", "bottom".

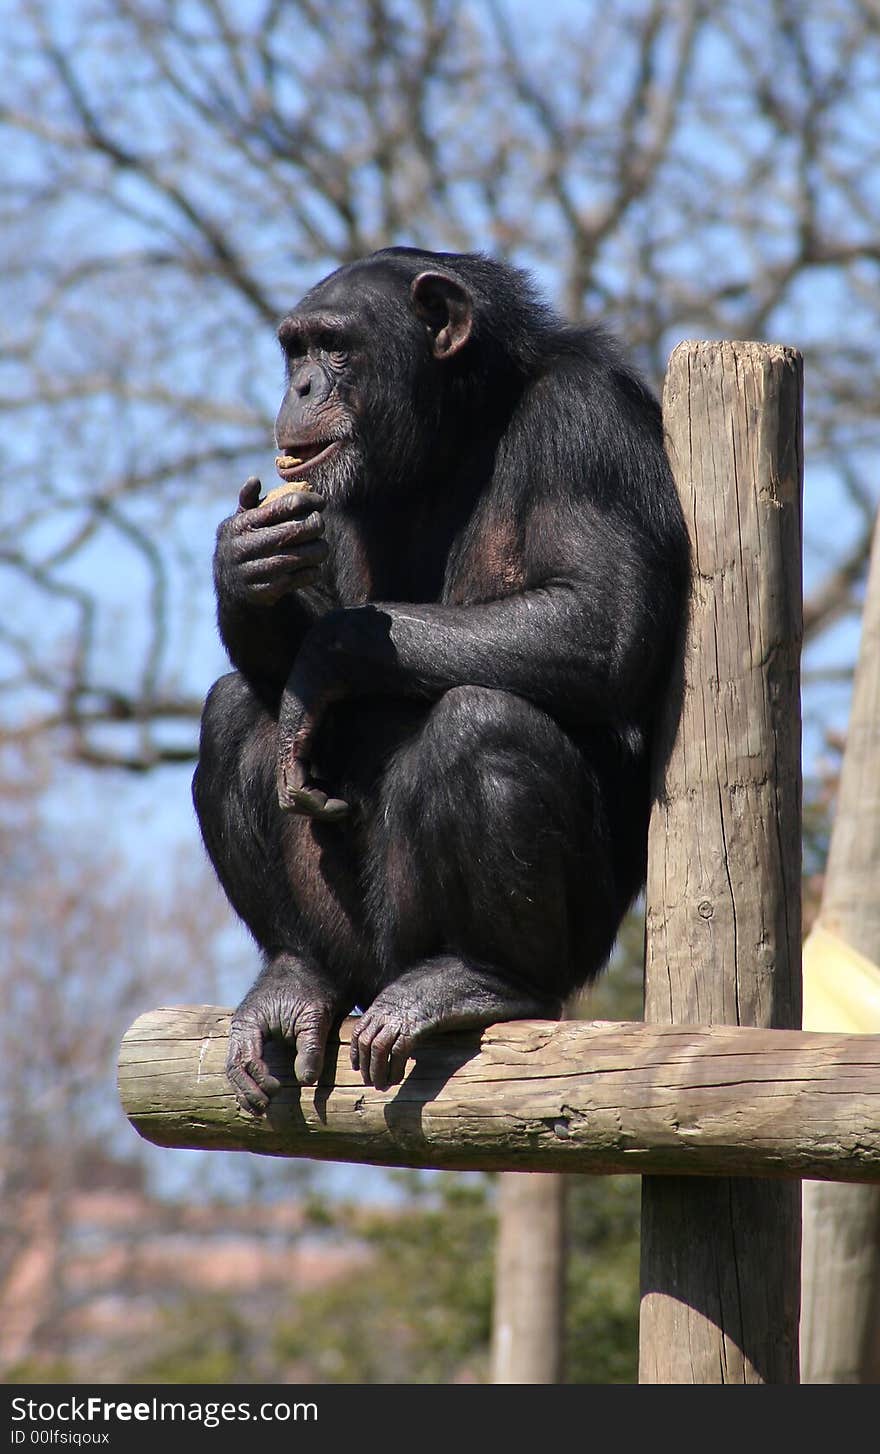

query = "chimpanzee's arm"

[
  {"left": 213, "top": 478, "right": 333, "bottom": 698},
  {"left": 277, "top": 516, "right": 677, "bottom": 814}
]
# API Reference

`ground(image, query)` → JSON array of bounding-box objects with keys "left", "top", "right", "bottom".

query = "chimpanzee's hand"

[
  {"left": 213, "top": 476, "right": 328, "bottom": 609},
  {"left": 275, "top": 607, "right": 395, "bottom": 820},
  {"left": 226, "top": 954, "right": 343, "bottom": 1115}
]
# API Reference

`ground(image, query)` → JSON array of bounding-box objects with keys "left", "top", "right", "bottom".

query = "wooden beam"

[
  {"left": 118, "top": 1007, "right": 880, "bottom": 1181},
  {"left": 640, "top": 341, "right": 805, "bottom": 1383}
]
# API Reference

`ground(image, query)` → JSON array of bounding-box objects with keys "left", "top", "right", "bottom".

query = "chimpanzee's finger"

[
  {"left": 238, "top": 540, "right": 329, "bottom": 583},
  {"left": 349, "top": 1014, "right": 367, "bottom": 1075},
  {"left": 237, "top": 476, "right": 263, "bottom": 510},
  {"left": 253, "top": 489, "right": 326, "bottom": 519},
  {"left": 369, "top": 1023, "right": 401, "bottom": 1091},
  {"left": 229, "top": 513, "right": 325, "bottom": 568},
  {"left": 354, "top": 1017, "right": 390, "bottom": 1088},
  {"left": 292, "top": 1008, "right": 333, "bottom": 1086},
  {"left": 386, "top": 1033, "right": 412, "bottom": 1088},
  {"left": 226, "top": 1019, "right": 281, "bottom": 1114},
  {"left": 227, "top": 1062, "right": 277, "bottom": 1115}
]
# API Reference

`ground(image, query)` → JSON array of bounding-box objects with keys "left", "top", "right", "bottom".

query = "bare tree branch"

[{"left": 1, "top": 0, "right": 879, "bottom": 770}]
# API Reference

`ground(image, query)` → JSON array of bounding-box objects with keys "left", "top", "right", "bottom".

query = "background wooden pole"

[
  {"left": 490, "top": 1173, "right": 566, "bottom": 1383},
  {"left": 640, "top": 341, "right": 804, "bottom": 1383},
  {"left": 801, "top": 511, "right": 880, "bottom": 1383}
]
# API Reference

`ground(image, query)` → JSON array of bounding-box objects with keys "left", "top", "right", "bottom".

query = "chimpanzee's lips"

[{"left": 275, "top": 441, "right": 342, "bottom": 480}]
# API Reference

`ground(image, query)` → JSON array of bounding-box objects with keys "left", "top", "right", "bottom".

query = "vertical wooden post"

[
  {"left": 639, "top": 342, "right": 804, "bottom": 1383},
  {"left": 801, "top": 511, "right": 880, "bottom": 1383},
  {"left": 817, "top": 512, "right": 880, "bottom": 950},
  {"left": 491, "top": 1173, "right": 566, "bottom": 1383}
]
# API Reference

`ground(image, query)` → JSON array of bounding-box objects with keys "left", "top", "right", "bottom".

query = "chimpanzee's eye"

[{"left": 326, "top": 349, "right": 349, "bottom": 371}]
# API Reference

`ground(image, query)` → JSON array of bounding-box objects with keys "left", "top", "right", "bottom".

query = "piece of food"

[
  {"left": 261, "top": 479, "right": 307, "bottom": 505},
  {"left": 258, "top": 455, "right": 322, "bottom": 505}
]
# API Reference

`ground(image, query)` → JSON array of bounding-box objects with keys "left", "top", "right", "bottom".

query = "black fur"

[{"left": 193, "top": 247, "right": 690, "bottom": 1107}]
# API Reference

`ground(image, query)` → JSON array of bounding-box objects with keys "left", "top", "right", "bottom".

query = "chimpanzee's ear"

[{"left": 410, "top": 271, "right": 473, "bottom": 359}]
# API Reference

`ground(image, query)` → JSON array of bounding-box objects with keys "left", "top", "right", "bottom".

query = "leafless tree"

[{"left": 1, "top": 0, "right": 879, "bottom": 771}]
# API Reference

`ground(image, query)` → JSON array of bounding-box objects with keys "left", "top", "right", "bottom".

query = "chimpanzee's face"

[{"left": 274, "top": 260, "right": 474, "bottom": 503}]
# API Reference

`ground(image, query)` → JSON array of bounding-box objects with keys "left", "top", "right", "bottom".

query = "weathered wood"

[
  {"left": 490, "top": 1173, "right": 567, "bottom": 1383},
  {"left": 118, "top": 1007, "right": 880, "bottom": 1181},
  {"left": 802, "top": 510, "right": 880, "bottom": 1383},
  {"left": 640, "top": 341, "right": 804, "bottom": 1383},
  {"left": 818, "top": 512, "right": 880, "bottom": 958}
]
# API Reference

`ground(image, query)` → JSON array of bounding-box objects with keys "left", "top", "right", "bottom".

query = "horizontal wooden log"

[{"left": 118, "top": 1006, "right": 880, "bottom": 1182}]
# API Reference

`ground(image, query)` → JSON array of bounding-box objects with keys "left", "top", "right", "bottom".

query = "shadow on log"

[{"left": 118, "top": 1006, "right": 880, "bottom": 1181}]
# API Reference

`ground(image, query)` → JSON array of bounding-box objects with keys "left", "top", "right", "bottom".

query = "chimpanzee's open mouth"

[{"left": 275, "top": 441, "right": 342, "bottom": 480}]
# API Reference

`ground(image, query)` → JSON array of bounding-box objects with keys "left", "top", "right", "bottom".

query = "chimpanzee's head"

[{"left": 273, "top": 248, "right": 547, "bottom": 501}]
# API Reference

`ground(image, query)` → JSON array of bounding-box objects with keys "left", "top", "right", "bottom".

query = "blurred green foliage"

[
  {"left": 271, "top": 1170, "right": 640, "bottom": 1384},
  {"left": 142, "top": 1296, "right": 255, "bottom": 1384},
  {"left": 275, "top": 1177, "right": 495, "bottom": 1383}
]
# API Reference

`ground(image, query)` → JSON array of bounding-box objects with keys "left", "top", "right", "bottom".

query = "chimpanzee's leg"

[
  {"left": 354, "top": 685, "right": 633, "bottom": 1089},
  {"left": 192, "top": 672, "right": 361, "bottom": 1112}
]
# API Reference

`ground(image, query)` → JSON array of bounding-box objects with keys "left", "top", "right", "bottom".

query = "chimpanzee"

[{"left": 192, "top": 247, "right": 689, "bottom": 1112}]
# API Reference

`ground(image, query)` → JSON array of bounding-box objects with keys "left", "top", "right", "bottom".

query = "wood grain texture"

[
  {"left": 640, "top": 341, "right": 804, "bottom": 1384},
  {"left": 118, "top": 1007, "right": 880, "bottom": 1182},
  {"left": 645, "top": 342, "right": 803, "bottom": 1028}
]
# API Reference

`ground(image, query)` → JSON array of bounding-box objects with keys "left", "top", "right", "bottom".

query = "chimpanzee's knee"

[
  {"left": 192, "top": 672, "right": 285, "bottom": 931},
  {"left": 370, "top": 687, "right": 604, "bottom": 992},
  {"left": 196, "top": 671, "right": 266, "bottom": 770},
  {"left": 398, "top": 685, "right": 590, "bottom": 837}
]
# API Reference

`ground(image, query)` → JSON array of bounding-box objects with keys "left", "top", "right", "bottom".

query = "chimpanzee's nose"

[{"left": 292, "top": 362, "right": 323, "bottom": 399}]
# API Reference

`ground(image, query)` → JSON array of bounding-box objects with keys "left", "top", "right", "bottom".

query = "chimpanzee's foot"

[
  {"left": 276, "top": 753, "right": 350, "bottom": 820},
  {"left": 279, "top": 779, "right": 350, "bottom": 820},
  {"left": 276, "top": 691, "right": 349, "bottom": 819},
  {"left": 227, "top": 953, "right": 347, "bottom": 1114},
  {"left": 350, "top": 957, "right": 560, "bottom": 1091}
]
